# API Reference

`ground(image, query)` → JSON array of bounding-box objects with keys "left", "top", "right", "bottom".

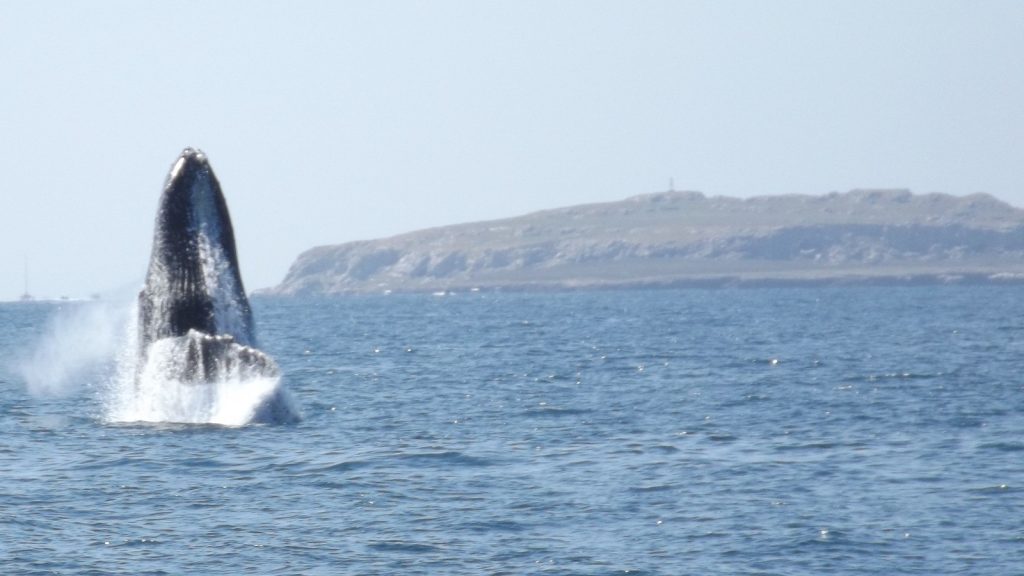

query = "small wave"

[
  {"left": 392, "top": 450, "right": 495, "bottom": 468},
  {"left": 629, "top": 484, "right": 677, "bottom": 493},
  {"left": 775, "top": 441, "right": 840, "bottom": 451},
  {"left": 523, "top": 406, "right": 592, "bottom": 417},
  {"left": 977, "top": 442, "right": 1024, "bottom": 452},
  {"left": 863, "top": 372, "right": 942, "bottom": 382},
  {"left": 104, "top": 537, "right": 164, "bottom": 548},
  {"left": 175, "top": 456, "right": 234, "bottom": 469},
  {"left": 74, "top": 456, "right": 144, "bottom": 471},
  {"left": 459, "top": 519, "right": 527, "bottom": 533},
  {"left": 367, "top": 540, "right": 442, "bottom": 554},
  {"left": 313, "top": 460, "right": 372, "bottom": 473},
  {"left": 967, "top": 483, "right": 1018, "bottom": 494}
]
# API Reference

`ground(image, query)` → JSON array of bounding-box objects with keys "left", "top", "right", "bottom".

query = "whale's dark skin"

[
  {"left": 133, "top": 148, "right": 297, "bottom": 423},
  {"left": 136, "top": 148, "right": 276, "bottom": 386},
  {"left": 138, "top": 148, "right": 254, "bottom": 354}
]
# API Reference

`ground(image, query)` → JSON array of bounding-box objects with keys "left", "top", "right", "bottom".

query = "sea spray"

[
  {"left": 18, "top": 301, "right": 129, "bottom": 398},
  {"left": 104, "top": 302, "right": 298, "bottom": 426}
]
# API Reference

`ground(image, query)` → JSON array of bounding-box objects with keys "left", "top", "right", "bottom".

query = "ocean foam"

[{"left": 103, "top": 302, "right": 298, "bottom": 426}]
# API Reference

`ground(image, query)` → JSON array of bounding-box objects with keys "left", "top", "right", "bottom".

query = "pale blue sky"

[{"left": 2, "top": 1, "right": 1022, "bottom": 299}]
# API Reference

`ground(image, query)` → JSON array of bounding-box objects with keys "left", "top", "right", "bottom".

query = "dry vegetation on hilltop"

[{"left": 265, "top": 189, "right": 1024, "bottom": 295}]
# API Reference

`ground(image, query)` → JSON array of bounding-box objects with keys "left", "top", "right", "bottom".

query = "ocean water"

[{"left": 1, "top": 286, "right": 1022, "bottom": 574}]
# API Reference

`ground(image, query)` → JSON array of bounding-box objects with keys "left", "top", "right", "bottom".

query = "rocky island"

[{"left": 264, "top": 189, "right": 1024, "bottom": 295}]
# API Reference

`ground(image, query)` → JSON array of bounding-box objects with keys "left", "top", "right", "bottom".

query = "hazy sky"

[{"left": 2, "top": 1, "right": 1022, "bottom": 299}]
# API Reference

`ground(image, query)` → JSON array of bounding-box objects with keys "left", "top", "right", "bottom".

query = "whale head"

[
  {"left": 139, "top": 148, "right": 254, "bottom": 352},
  {"left": 121, "top": 148, "right": 299, "bottom": 424}
]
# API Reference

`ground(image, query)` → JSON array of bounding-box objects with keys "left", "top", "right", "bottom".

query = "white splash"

[
  {"left": 19, "top": 295, "right": 297, "bottom": 424},
  {"left": 104, "top": 302, "right": 298, "bottom": 426},
  {"left": 18, "top": 302, "right": 128, "bottom": 398}
]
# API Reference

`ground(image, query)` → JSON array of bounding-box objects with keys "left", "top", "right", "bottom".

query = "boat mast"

[{"left": 20, "top": 257, "right": 32, "bottom": 301}]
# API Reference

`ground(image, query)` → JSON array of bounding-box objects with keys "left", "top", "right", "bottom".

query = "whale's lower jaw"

[
  {"left": 143, "top": 329, "right": 278, "bottom": 385},
  {"left": 131, "top": 329, "right": 300, "bottom": 426}
]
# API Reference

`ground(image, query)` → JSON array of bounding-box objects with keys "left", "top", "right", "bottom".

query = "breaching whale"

[{"left": 135, "top": 148, "right": 296, "bottom": 423}]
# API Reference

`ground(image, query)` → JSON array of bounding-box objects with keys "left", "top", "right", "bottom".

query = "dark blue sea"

[{"left": 1, "top": 286, "right": 1022, "bottom": 574}]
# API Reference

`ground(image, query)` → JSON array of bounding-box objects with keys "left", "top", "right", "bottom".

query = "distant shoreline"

[
  {"left": 264, "top": 189, "right": 1024, "bottom": 297},
  {"left": 253, "top": 271, "right": 1024, "bottom": 297}
]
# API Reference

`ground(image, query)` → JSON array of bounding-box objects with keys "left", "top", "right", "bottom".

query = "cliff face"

[{"left": 264, "top": 189, "right": 1024, "bottom": 295}]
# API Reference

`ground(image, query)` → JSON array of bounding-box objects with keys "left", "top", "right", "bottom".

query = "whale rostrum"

[{"left": 137, "top": 148, "right": 280, "bottom": 390}]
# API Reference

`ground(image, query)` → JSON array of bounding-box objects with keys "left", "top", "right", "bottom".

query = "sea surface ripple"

[{"left": 1, "top": 286, "right": 1022, "bottom": 574}]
